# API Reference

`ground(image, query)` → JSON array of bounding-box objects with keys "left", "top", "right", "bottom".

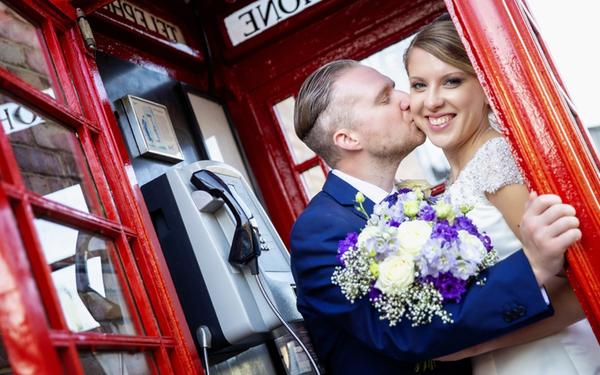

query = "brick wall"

[{"left": 0, "top": 2, "right": 52, "bottom": 91}]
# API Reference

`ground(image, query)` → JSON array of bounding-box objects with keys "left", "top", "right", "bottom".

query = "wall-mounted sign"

[
  {"left": 120, "top": 95, "right": 184, "bottom": 163},
  {"left": 224, "top": 0, "right": 323, "bottom": 46},
  {"left": 103, "top": 0, "right": 186, "bottom": 45}
]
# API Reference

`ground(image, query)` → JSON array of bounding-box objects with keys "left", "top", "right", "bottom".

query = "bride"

[{"left": 404, "top": 16, "right": 600, "bottom": 375}]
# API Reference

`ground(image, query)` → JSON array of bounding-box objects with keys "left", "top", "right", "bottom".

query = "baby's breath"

[{"left": 332, "top": 247, "right": 372, "bottom": 302}]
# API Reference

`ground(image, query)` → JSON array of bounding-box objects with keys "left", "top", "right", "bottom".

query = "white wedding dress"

[{"left": 444, "top": 137, "right": 600, "bottom": 375}]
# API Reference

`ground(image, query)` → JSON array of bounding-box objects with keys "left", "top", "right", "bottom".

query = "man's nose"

[{"left": 397, "top": 90, "right": 410, "bottom": 111}]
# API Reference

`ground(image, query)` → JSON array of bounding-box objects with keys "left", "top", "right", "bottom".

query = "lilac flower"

[
  {"left": 398, "top": 188, "right": 412, "bottom": 194},
  {"left": 388, "top": 219, "right": 401, "bottom": 227},
  {"left": 431, "top": 221, "right": 458, "bottom": 245},
  {"left": 423, "top": 273, "right": 467, "bottom": 303},
  {"left": 383, "top": 192, "right": 399, "bottom": 206},
  {"left": 418, "top": 204, "right": 436, "bottom": 221},
  {"left": 415, "top": 238, "right": 444, "bottom": 277},
  {"left": 452, "top": 259, "right": 478, "bottom": 280},
  {"left": 337, "top": 232, "right": 358, "bottom": 264},
  {"left": 455, "top": 216, "right": 478, "bottom": 235}
]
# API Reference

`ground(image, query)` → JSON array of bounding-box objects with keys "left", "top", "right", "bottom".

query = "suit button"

[
  {"left": 503, "top": 311, "right": 514, "bottom": 322},
  {"left": 515, "top": 306, "right": 526, "bottom": 317}
]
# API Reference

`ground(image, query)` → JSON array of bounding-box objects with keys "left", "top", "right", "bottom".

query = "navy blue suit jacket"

[{"left": 290, "top": 173, "right": 553, "bottom": 374}]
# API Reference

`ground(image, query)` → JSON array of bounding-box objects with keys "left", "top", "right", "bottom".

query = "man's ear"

[{"left": 333, "top": 128, "right": 362, "bottom": 151}]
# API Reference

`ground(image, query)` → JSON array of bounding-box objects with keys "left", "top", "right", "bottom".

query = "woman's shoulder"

[{"left": 469, "top": 137, "right": 525, "bottom": 194}]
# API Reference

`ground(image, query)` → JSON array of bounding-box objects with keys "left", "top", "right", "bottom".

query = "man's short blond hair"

[{"left": 294, "top": 60, "right": 359, "bottom": 167}]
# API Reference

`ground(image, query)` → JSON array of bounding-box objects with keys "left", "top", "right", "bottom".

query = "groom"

[{"left": 290, "top": 60, "right": 581, "bottom": 374}]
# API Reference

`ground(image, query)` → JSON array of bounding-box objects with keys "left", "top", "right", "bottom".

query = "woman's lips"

[{"left": 426, "top": 114, "right": 455, "bottom": 130}]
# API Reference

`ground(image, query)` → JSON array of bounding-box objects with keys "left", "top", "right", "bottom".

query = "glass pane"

[
  {"left": 300, "top": 165, "right": 325, "bottom": 199},
  {"left": 0, "top": 93, "right": 106, "bottom": 216},
  {"left": 273, "top": 96, "right": 316, "bottom": 164},
  {"left": 589, "top": 126, "right": 600, "bottom": 151},
  {"left": 0, "top": 1, "right": 60, "bottom": 99},
  {"left": 79, "top": 350, "right": 152, "bottom": 375},
  {"left": 526, "top": 0, "right": 600, "bottom": 155},
  {"left": 34, "top": 220, "right": 137, "bottom": 335}
]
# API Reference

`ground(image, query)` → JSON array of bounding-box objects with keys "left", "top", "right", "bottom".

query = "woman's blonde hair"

[{"left": 404, "top": 17, "right": 475, "bottom": 76}]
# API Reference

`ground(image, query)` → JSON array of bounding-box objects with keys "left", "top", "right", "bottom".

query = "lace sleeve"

[{"left": 474, "top": 138, "right": 524, "bottom": 194}]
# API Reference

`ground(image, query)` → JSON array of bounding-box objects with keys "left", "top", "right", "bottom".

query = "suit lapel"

[{"left": 322, "top": 173, "right": 375, "bottom": 221}]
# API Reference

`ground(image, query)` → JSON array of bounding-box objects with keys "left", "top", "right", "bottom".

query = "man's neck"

[{"left": 335, "top": 160, "right": 399, "bottom": 192}]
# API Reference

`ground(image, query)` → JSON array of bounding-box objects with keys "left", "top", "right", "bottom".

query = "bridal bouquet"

[{"left": 332, "top": 186, "right": 498, "bottom": 327}]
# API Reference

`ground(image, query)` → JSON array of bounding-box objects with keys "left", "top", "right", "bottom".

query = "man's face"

[{"left": 333, "top": 65, "right": 426, "bottom": 161}]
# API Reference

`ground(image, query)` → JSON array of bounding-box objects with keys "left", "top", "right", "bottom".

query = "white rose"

[
  {"left": 458, "top": 230, "right": 486, "bottom": 263},
  {"left": 375, "top": 256, "right": 415, "bottom": 296},
  {"left": 396, "top": 220, "right": 432, "bottom": 258}
]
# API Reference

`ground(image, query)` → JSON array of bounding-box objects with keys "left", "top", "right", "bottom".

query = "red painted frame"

[
  {"left": 445, "top": 0, "right": 600, "bottom": 339},
  {"left": 0, "top": 0, "right": 203, "bottom": 372}
]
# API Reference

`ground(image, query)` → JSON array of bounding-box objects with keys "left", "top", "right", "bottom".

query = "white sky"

[{"left": 526, "top": 1, "right": 600, "bottom": 126}]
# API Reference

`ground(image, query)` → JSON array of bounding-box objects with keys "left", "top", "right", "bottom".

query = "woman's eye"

[
  {"left": 411, "top": 82, "right": 425, "bottom": 90},
  {"left": 445, "top": 78, "right": 463, "bottom": 87}
]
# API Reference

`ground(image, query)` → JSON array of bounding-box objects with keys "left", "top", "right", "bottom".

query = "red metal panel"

[
  {"left": 50, "top": 330, "right": 175, "bottom": 348},
  {"left": 61, "top": 26, "right": 204, "bottom": 374},
  {"left": 4, "top": 0, "right": 75, "bottom": 30},
  {"left": 0, "top": 186, "right": 63, "bottom": 374},
  {"left": 90, "top": 11, "right": 204, "bottom": 64},
  {"left": 445, "top": 0, "right": 600, "bottom": 340}
]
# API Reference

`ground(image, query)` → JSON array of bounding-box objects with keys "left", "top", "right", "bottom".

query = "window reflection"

[
  {"left": 79, "top": 350, "right": 152, "bottom": 375},
  {"left": 0, "top": 1, "right": 60, "bottom": 99},
  {"left": 273, "top": 96, "right": 316, "bottom": 164},
  {"left": 0, "top": 93, "right": 106, "bottom": 216},
  {"left": 300, "top": 166, "right": 325, "bottom": 199},
  {"left": 34, "top": 220, "right": 137, "bottom": 335}
]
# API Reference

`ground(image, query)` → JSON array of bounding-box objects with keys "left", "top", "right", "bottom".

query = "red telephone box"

[{"left": 0, "top": 0, "right": 597, "bottom": 373}]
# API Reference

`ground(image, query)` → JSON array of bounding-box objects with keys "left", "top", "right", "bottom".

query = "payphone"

[{"left": 142, "top": 161, "right": 318, "bottom": 374}]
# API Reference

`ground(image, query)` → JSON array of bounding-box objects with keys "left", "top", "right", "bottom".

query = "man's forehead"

[{"left": 334, "top": 65, "right": 391, "bottom": 101}]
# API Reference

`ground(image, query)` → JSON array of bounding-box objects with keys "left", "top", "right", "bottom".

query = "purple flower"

[
  {"left": 337, "top": 232, "right": 358, "bottom": 265},
  {"left": 431, "top": 221, "right": 458, "bottom": 245},
  {"left": 479, "top": 234, "right": 493, "bottom": 251},
  {"left": 388, "top": 219, "right": 401, "bottom": 227},
  {"left": 418, "top": 204, "right": 436, "bottom": 221},
  {"left": 398, "top": 188, "right": 413, "bottom": 194},
  {"left": 455, "top": 216, "right": 478, "bottom": 235},
  {"left": 423, "top": 272, "right": 467, "bottom": 303},
  {"left": 383, "top": 193, "right": 399, "bottom": 206}
]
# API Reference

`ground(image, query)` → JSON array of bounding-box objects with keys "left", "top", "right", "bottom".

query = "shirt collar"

[{"left": 332, "top": 169, "right": 392, "bottom": 204}]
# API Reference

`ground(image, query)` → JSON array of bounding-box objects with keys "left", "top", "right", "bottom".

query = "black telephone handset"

[{"left": 191, "top": 170, "right": 261, "bottom": 275}]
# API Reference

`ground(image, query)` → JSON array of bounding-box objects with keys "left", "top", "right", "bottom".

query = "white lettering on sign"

[
  {"left": 224, "top": 0, "right": 322, "bottom": 46},
  {"left": 0, "top": 103, "right": 45, "bottom": 134},
  {"left": 0, "top": 89, "right": 54, "bottom": 134},
  {"left": 103, "top": 0, "right": 186, "bottom": 45}
]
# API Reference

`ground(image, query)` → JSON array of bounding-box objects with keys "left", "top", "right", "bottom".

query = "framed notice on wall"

[{"left": 120, "top": 95, "right": 184, "bottom": 163}]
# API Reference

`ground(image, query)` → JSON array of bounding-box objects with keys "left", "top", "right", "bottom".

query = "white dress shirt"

[{"left": 331, "top": 169, "right": 392, "bottom": 203}]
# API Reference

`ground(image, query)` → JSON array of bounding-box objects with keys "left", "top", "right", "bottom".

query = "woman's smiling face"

[{"left": 407, "top": 47, "right": 490, "bottom": 153}]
